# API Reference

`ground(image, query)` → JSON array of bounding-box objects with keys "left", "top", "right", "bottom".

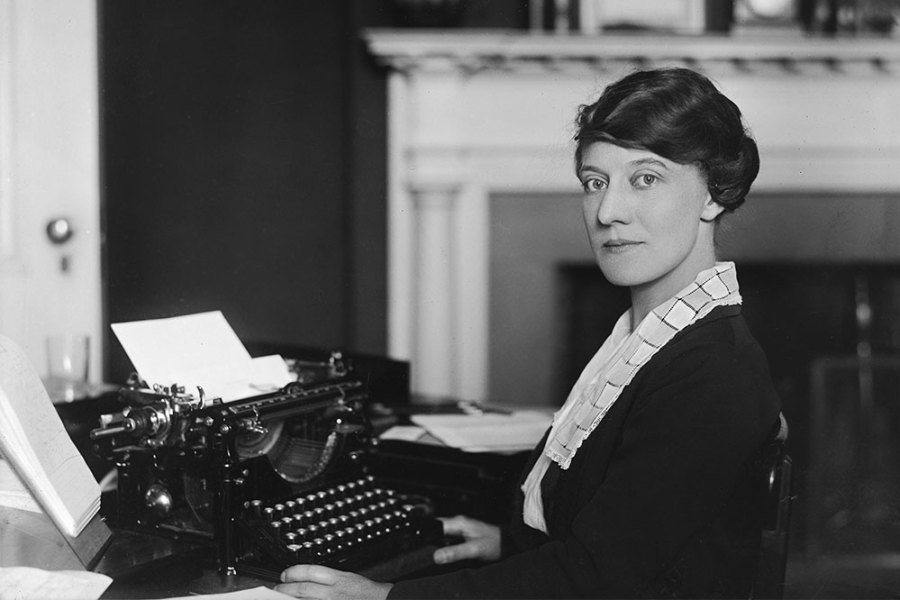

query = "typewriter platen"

[{"left": 90, "top": 353, "right": 444, "bottom": 581}]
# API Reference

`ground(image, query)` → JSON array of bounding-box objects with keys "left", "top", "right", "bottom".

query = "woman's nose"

[{"left": 596, "top": 184, "right": 630, "bottom": 225}]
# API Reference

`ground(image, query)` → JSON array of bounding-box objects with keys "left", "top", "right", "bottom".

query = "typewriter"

[{"left": 90, "top": 353, "right": 444, "bottom": 581}]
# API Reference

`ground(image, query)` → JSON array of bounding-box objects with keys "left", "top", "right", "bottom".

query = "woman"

[{"left": 276, "top": 67, "right": 782, "bottom": 599}]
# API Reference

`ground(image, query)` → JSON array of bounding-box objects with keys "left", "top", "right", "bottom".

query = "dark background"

[{"left": 99, "top": 0, "right": 530, "bottom": 381}]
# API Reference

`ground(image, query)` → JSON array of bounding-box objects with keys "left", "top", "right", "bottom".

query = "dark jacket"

[{"left": 389, "top": 304, "right": 781, "bottom": 599}]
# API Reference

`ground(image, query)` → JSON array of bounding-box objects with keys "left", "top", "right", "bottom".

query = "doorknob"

[
  {"left": 46, "top": 217, "right": 74, "bottom": 245},
  {"left": 46, "top": 217, "right": 74, "bottom": 272}
]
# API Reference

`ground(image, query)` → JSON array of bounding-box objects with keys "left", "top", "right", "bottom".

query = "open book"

[{"left": 0, "top": 335, "right": 101, "bottom": 538}]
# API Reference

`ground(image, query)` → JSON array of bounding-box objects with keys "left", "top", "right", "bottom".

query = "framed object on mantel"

[
  {"left": 577, "top": 0, "right": 706, "bottom": 34},
  {"left": 732, "top": 0, "right": 803, "bottom": 34}
]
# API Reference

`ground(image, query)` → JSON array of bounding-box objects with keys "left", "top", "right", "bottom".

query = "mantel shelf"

[{"left": 365, "top": 29, "right": 900, "bottom": 75}]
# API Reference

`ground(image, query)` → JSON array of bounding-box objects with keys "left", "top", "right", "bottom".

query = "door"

[{"left": 0, "top": 0, "right": 102, "bottom": 381}]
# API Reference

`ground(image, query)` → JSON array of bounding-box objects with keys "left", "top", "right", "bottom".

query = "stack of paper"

[
  {"left": 111, "top": 311, "right": 294, "bottom": 403},
  {"left": 0, "top": 567, "right": 112, "bottom": 600},
  {"left": 0, "top": 458, "right": 42, "bottom": 514},
  {"left": 382, "top": 411, "right": 552, "bottom": 453},
  {"left": 0, "top": 335, "right": 100, "bottom": 538}
]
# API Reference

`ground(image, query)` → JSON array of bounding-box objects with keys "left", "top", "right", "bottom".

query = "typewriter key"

[
  {"left": 247, "top": 499, "right": 263, "bottom": 517},
  {"left": 334, "top": 529, "right": 347, "bottom": 551},
  {"left": 353, "top": 522, "right": 366, "bottom": 543},
  {"left": 273, "top": 503, "right": 285, "bottom": 518}
]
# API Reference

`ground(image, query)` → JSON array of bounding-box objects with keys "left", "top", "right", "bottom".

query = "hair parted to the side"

[{"left": 574, "top": 67, "right": 759, "bottom": 214}]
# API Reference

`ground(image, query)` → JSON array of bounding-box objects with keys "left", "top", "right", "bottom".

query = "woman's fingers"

[
  {"left": 281, "top": 564, "right": 338, "bottom": 585},
  {"left": 273, "top": 581, "right": 332, "bottom": 599},
  {"left": 439, "top": 515, "right": 473, "bottom": 537},
  {"left": 276, "top": 564, "right": 392, "bottom": 600},
  {"left": 434, "top": 539, "right": 487, "bottom": 564}
]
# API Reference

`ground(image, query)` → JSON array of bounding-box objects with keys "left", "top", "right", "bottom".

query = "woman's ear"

[{"left": 700, "top": 194, "right": 725, "bottom": 223}]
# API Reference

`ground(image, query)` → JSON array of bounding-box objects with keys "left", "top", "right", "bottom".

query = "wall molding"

[{"left": 366, "top": 30, "right": 900, "bottom": 76}]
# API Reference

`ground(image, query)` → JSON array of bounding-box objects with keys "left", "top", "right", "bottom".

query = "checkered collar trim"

[{"left": 545, "top": 262, "right": 742, "bottom": 470}]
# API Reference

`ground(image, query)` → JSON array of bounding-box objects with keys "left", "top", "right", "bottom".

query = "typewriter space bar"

[{"left": 358, "top": 543, "right": 440, "bottom": 582}]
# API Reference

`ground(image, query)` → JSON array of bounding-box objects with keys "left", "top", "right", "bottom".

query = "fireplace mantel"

[
  {"left": 365, "top": 30, "right": 900, "bottom": 402},
  {"left": 367, "top": 30, "right": 900, "bottom": 75}
]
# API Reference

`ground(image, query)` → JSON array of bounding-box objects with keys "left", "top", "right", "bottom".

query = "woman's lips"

[{"left": 603, "top": 239, "right": 642, "bottom": 253}]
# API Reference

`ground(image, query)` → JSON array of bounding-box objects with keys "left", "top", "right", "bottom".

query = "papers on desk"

[
  {"left": 0, "top": 335, "right": 101, "bottom": 538},
  {"left": 0, "top": 567, "right": 112, "bottom": 600},
  {"left": 0, "top": 458, "right": 42, "bottom": 514},
  {"left": 165, "top": 586, "right": 292, "bottom": 599},
  {"left": 111, "top": 311, "right": 294, "bottom": 403},
  {"left": 381, "top": 411, "right": 551, "bottom": 452}
]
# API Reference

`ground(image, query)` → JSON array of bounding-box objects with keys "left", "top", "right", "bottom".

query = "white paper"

[
  {"left": 0, "top": 458, "right": 42, "bottom": 514},
  {"left": 410, "top": 411, "right": 551, "bottom": 452},
  {"left": 164, "top": 586, "right": 292, "bottom": 599},
  {"left": 0, "top": 335, "right": 100, "bottom": 537},
  {"left": 0, "top": 567, "right": 111, "bottom": 600},
  {"left": 111, "top": 311, "right": 293, "bottom": 402},
  {"left": 378, "top": 425, "right": 427, "bottom": 443}
]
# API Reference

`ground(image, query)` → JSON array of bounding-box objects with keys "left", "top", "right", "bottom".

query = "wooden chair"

[{"left": 752, "top": 414, "right": 793, "bottom": 599}]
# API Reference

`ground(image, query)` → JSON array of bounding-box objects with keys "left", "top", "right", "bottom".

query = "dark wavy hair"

[{"left": 574, "top": 68, "right": 759, "bottom": 213}]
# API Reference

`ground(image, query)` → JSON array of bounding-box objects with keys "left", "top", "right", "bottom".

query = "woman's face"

[{"left": 578, "top": 141, "right": 722, "bottom": 305}]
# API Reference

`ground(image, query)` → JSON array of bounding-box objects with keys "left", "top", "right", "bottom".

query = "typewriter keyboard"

[{"left": 235, "top": 475, "right": 445, "bottom": 579}]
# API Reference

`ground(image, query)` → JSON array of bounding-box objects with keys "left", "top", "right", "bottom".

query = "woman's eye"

[
  {"left": 633, "top": 174, "right": 658, "bottom": 188},
  {"left": 582, "top": 178, "right": 606, "bottom": 193}
]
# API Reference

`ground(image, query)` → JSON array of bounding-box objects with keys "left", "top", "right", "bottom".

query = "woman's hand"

[
  {"left": 433, "top": 515, "right": 502, "bottom": 565},
  {"left": 275, "top": 564, "right": 392, "bottom": 600}
]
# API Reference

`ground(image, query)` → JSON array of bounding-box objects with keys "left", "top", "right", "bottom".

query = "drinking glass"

[{"left": 46, "top": 334, "right": 90, "bottom": 402}]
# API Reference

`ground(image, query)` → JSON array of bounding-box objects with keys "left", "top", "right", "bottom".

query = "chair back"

[{"left": 753, "top": 413, "right": 793, "bottom": 599}]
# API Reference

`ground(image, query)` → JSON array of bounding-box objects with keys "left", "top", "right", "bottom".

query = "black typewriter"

[{"left": 90, "top": 352, "right": 445, "bottom": 581}]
